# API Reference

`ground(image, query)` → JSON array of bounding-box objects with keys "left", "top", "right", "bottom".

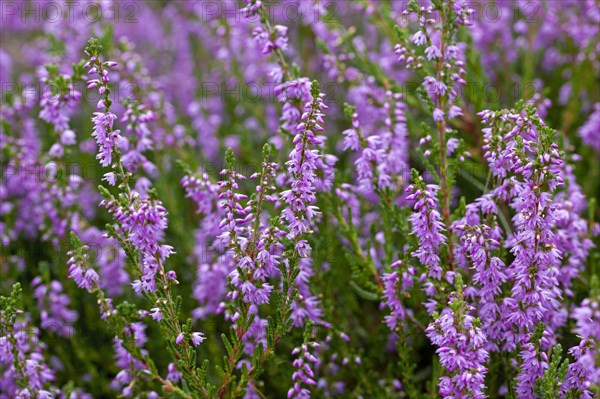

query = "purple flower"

[
  {"left": 150, "top": 308, "right": 163, "bottom": 321},
  {"left": 84, "top": 48, "right": 122, "bottom": 169},
  {"left": 579, "top": 103, "right": 600, "bottom": 152},
  {"left": 237, "top": 278, "right": 273, "bottom": 305},
  {"left": 181, "top": 171, "right": 232, "bottom": 318},
  {"left": 175, "top": 333, "right": 184, "bottom": 345},
  {"left": 241, "top": 0, "right": 263, "bottom": 17},
  {"left": 253, "top": 24, "right": 288, "bottom": 55},
  {"left": 167, "top": 270, "right": 177, "bottom": 281},
  {"left": 426, "top": 290, "right": 488, "bottom": 399},
  {"left": 423, "top": 77, "right": 447, "bottom": 102},
  {"left": 112, "top": 335, "right": 149, "bottom": 395},
  {"left": 382, "top": 270, "right": 407, "bottom": 330},
  {"left": 515, "top": 327, "right": 551, "bottom": 399},
  {"left": 60, "top": 129, "right": 76, "bottom": 145},
  {"left": 479, "top": 109, "right": 566, "bottom": 351},
  {"left": 406, "top": 174, "right": 446, "bottom": 281},
  {"left": 275, "top": 77, "right": 313, "bottom": 132},
  {"left": 120, "top": 101, "right": 157, "bottom": 175},
  {"left": 32, "top": 278, "right": 78, "bottom": 337},
  {"left": 452, "top": 222, "right": 507, "bottom": 350},
  {"left": 290, "top": 257, "right": 325, "bottom": 327},
  {"left": 167, "top": 363, "right": 183, "bottom": 383},
  {"left": 103, "top": 172, "right": 117, "bottom": 186},
  {"left": 101, "top": 194, "right": 174, "bottom": 293},
  {"left": 39, "top": 83, "right": 81, "bottom": 132},
  {"left": 425, "top": 45, "right": 442, "bottom": 60},
  {"left": 288, "top": 341, "right": 320, "bottom": 399},
  {"left": 0, "top": 309, "right": 60, "bottom": 397},
  {"left": 67, "top": 250, "right": 99, "bottom": 292},
  {"left": 91, "top": 111, "right": 122, "bottom": 167},
  {"left": 411, "top": 31, "right": 427, "bottom": 46},
  {"left": 191, "top": 332, "right": 205, "bottom": 347},
  {"left": 346, "top": 91, "right": 409, "bottom": 194},
  {"left": 280, "top": 81, "right": 326, "bottom": 239},
  {"left": 342, "top": 113, "right": 360, "bottom": 151},
  {"left": 562, "top": 297, "right": 600, "bottom": 395},
  {"left": 77, "top": 227, "right": 128, "bottom": 296},
  {"left": 448, "top": 105, "right": 463, "bottom": 119}
]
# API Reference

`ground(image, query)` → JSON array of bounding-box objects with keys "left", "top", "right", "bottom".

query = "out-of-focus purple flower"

[
  {"left": 39, "top": 82, "right": 81, "bottom": 132},
  {"left": 423, "top": 77, "right": 447, "bottom": 102},
  {"left": 120, "top": 101, "right": 157, "bottom": 177},
  {"left": 0, "top": 314, "right": 60, "bottom": 397},
  {"left": 191, "top": 332, "right": 205, "bottom": 347},
  {"left": 150, "top": 308, "right": 163, "bottom": 321},
  {"left": 562, "top": 296, "right": 600, "bottom": 395},
  {"left": 579, "top": 103, "right": 600, "bottom": 151},
  {"left": 32, "top": 277, "right": 78, "bottom": 337},
  {"left": 167, "top": 363, "right": 183, "bottom": 384},
  {"left": 382, "top": 269, "right": 407, "bottom": 330}
]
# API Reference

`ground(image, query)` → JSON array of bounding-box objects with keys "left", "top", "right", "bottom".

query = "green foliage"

[
  {"left": 0, "top": 283, "right": 23, "bottom": 324},
  {"left": 535, "top": 345, "right": 570, "bottom": 399}
]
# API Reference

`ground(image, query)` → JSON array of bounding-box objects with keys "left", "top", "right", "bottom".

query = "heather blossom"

[
  {"left": 280, "top": 81, "right": 329, "bottom": 326},
  {"left": 562, "top": 286, "right": 600, "bottom": 397},
  {"left": 120, "top": 100, "right": 158, "bottom": 176},
  {"left": 38, "top": 66, "right": 82, "bottom": 133},
  {"left": 381, "top": 262, "right": 408, "bottom": 331},
  {"left": 253, "top": 25, "right": 288, "bottom": 55},
  {"left": 182, "top": 171, "right": 231, "bottom": 318},
  {"left": 342, "top": 91, "right": 409, "bottom": 195},
  {"left": 101, "top": 194, "right": 174, "bottom": 294},
  {"left": 280, "top": 81, "right": 326, "bottom": 240},
  {"left": 67, "top": 246, "right": 100, "bottom": 292},
  {"left": 453, "top": 222, "right": 507, "bottom": 349},
  {"left": 275, "top": 77, "right": 313, "bottom": 132},
  {"left": 405, "top": 171, "right": 446, "bottom": 282},
  {"left": 84, "top": 43, "right": 122, "bottom": 168},
  {"left": 0, "top": 285, "right": 64, "bottom": 398},
  {"left": 579, "top": 103, "right": 600, "bottom": 152},
  {"left": 425, "top": 278, "right": 489, "bottom": 399},
  {"left": 479, "top": 107, "right": 565, "bottom": 350},
  {"left": 31, "top": 277, "right": 78, "bottom": 337},
  {"left": 288, "top": 339, "right": 321, "bottom": 399}
]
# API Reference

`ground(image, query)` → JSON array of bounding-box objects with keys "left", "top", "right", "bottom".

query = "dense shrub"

[{"left": 1, "top": 1, "right": 599, "bottom": 398}]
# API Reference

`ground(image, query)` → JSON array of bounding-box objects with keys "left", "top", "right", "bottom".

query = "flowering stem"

[
  {"left": 435, "top": 7, "right": 455, "bottom": 271},
  {"left": 84, "top": 38, "right": 207, "bottom": 398},
  {"left": 227, "top": 257, "right": 298, "bottom": 399},
  {"left": 68, "top": 236, "right": 192, "bottom": 398},
  {"left": 257, "top": 5, "right": 293, "bottom": 82}
]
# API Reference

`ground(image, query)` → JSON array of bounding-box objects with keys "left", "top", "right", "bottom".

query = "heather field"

[{"left": 0, "top": 1, "right": 599, "bottom": 398}]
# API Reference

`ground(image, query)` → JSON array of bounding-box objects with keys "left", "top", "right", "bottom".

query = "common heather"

[{"left": 1, "top": 1, "right": 599, "bottom": 398}]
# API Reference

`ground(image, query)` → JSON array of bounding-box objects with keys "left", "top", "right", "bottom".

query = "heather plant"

[{"left": 1, "top": 1, "right": 599, "bottom": 399}]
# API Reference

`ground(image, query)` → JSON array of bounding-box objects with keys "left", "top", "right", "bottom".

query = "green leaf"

[{"left": 349, "top": 280, "right": 380, "bottom": 301}]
